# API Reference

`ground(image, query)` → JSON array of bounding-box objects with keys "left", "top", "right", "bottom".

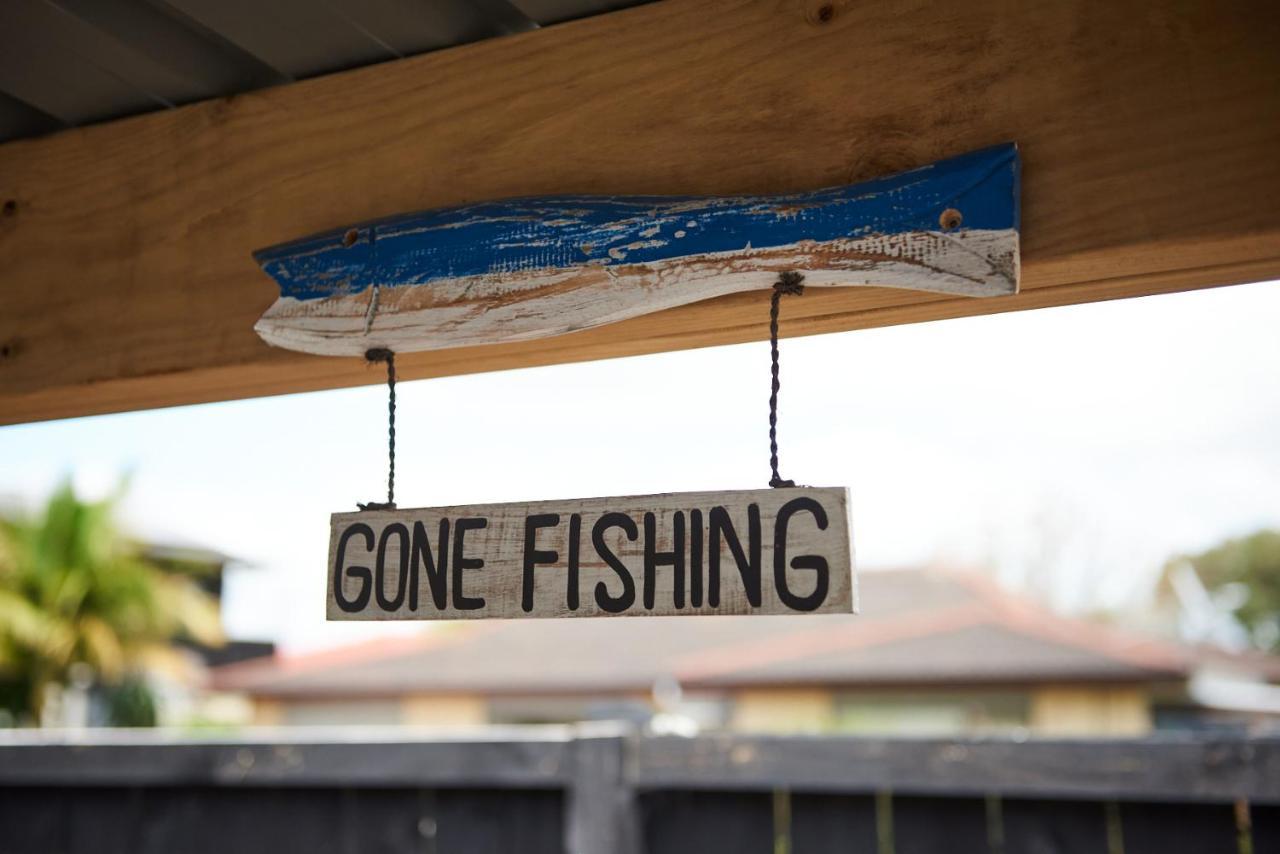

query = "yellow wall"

[
  {"left": 247, "top": 684, "right": 1153, "bottom": 736},
  {"left": 735, "top": 685, "right": 1153, "bottom": 737},
  {"left": 402, "top": 694, "right": 488, "bottom": 726},
  {"left": 730, "top": 689, "right": 834, "bottom": 733},
  {"left": 1029, "top": 686, "right": 1152, "bottom": 736},
  {"left": 248, "top": 695, "right": 487, "bottom": 727},
  {"left": 251, "top": 698, "right": 284, "bottom": 727},
  {"left": 832, "top": 690, "right": 1028, "bottom": 736}
]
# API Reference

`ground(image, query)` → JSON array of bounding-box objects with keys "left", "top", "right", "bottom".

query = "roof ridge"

[
  {"left": 939, "top": 568, "right": 1190, "bottom": 673},
  {"left": 212, "top": 625, "right": 496, "bottom": 688},
  {"left": 674, "top": 601, "right": 991, "bottom": 685}
]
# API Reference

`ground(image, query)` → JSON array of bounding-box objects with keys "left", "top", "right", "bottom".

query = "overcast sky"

[{"left": 2, "top": 280, "right": 1277, "bottom": 651}]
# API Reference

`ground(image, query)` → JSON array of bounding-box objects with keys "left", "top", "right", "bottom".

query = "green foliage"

[
  {"left": 104, "top": 676, "right": 158, "bottom": 727},
  {"left": 1184, "top": 529, "right": 1280, "bottom": 650},
  {"left": 0, "top": 481, "right": 224, "bottom": 725}
]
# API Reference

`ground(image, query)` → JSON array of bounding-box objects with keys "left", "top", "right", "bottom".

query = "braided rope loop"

[
  {"left": 768, "top": 272, "right": 804, "bottom": 488},
  {"left": 358, "top": 348, "right": 397, "bottom": 511}
]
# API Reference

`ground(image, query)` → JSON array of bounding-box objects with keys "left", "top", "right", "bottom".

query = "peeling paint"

[{"left": 253, "top": 145, "right": 1020, "bottom": 356}]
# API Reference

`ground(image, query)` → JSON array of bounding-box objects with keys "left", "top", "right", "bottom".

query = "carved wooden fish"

[{"left": 254, "top": 144, "right": 1019, "bottom": 356}]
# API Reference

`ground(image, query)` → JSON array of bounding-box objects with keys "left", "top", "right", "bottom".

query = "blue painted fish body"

[{"left": 254, "top": 144, "right": 1019, "bottom": 355}]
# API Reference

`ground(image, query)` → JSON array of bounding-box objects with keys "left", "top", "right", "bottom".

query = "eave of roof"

[{"left": 213, "top": 568, "right": 1253, "bottom": 699}]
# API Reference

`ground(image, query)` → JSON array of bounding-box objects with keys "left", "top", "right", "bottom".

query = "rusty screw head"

[
  {"left": 939, "top": 208, "right": 963, "bottom": 230},
  {"left": 342, "top": 228, "right": 359, "bottom": 247}
]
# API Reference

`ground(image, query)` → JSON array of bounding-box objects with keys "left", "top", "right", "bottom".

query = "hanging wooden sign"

[
  {"left": 275, "top": 145, "right": 1017, "bottom": 623},
  {"left": 254, "top": 144, "right": 1019, "bottom": 356},
  {"left": 329, "top": 487, "right": 853, "bottom": 620}
]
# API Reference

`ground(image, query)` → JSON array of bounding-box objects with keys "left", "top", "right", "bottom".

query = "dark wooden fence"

[{"left": 0, "top": 728, "right": 1276, "bottom": 854}]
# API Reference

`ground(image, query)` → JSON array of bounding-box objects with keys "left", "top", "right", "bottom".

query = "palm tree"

[{"left": 0, "top": 481, "right": 223, "bottom": 725}]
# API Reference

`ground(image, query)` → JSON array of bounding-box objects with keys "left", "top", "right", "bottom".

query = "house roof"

[{"left": 218, "top": 569, "right": 1280, "bottom": 699}]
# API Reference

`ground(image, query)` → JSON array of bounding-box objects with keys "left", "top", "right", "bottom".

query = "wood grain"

[
  {"left": 327, "top": 487, "right": 854, "bottom": 620},
  {"left": 253, "top": 145, "right": 1019, "bottom": 355},
  {"left": 1, "top": 0, "right": 1278, "bottom": 424}
]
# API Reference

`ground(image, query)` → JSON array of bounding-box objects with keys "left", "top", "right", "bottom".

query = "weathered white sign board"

[{"left": 329, "top": 487, "right": 854, "bottom": 620}]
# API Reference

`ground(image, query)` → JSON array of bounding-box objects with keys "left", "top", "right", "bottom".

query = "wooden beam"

[{"left": 1, "top": 0, "right": 1277, "bottom": 425}]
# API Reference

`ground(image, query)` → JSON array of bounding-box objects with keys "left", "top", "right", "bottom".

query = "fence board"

[
  {"left": 340, "top": 789, "right": 434, "bottom": 854},
  {"left": 568, "top": 735, "right": 639, "bottom": 854},
  {"left": 790, "top": 793, "right": 879, "bottom": 854},
  {"left": 642, "top": 791, "right": 774, "bottom": 854},
  {"left": 434, "top": 789, "right": 564, "bottom": 854},
  {"left": 0, "top": 786, "right": 67, "bottom": 854},
  {"left": 636, "top": 736, "right": 1280, "bottom": 801},
  {"left": 1119, "top": 801, "right": 1238, "bottom": 854},
  {"left": 134, "top": 787, "right": 347, "bottom": 854},
  {"left": 1253, "top": 803, "right": 1280, "bottom": 854},
  {"left": 65, "top": 787, "right": 147, "bottom": 854},
  {"left": 3, "top": 733, "right": 1279, "bottom": 854},
  {"left": 893, "top": 795, "right": 989, "bottom": 854},
  {"left": 1001, "top": 797, "right": 1108, "bottom": 854},
  {"left": 0, "top": 785, "right": 563, "bottom": 854},
  {"left": 0, "top": 737, "right": 574, "bottom": 788}
]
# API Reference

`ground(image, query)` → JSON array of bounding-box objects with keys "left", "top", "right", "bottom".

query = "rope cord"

[
  {"left": 358, "top": 348, "right": 396, "bottom": 511},
  {"left": 769, "top": 272, "right": 804, "bottom": 488},
  {"left": 351, "top": 274, "right": 803, "bottom": 506}
]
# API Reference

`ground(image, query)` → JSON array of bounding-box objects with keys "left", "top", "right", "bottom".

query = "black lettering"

[
  {"left": 643, "top": 511, "right": 686, "bottom": 609},
  {"left": 567, "top": 513, "right": 582, "bottom": 611},
  {"left": 774, "top": 497, "right": 830, "bottom": 611},
  {"left": 333, "top": 523, "right": 374, "bottom": 613},
  {"left": 411, "top": 519, "right": 450, "bottom": 610},
  {"left": 592, "top": 512, "right": 637, "bottom": 613},
  {"left": 689, "top": 509, "right": 704, "bottom": 607},
  {"left": 452, "top": 517, "right": 488, "bottom": 610},
  {"left": 521, "top": 513, "right": 561, "bottom": 613},
  {"left": 375, "top": 523, "right": 410, "bottom": 611},
  {"left": 709, "top": 505, "right": 761, "bottom": 607}
]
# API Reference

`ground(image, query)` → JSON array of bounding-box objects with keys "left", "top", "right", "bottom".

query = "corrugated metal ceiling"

[{"left": 0, "top": 0, "right": 650, "bottom": 145}]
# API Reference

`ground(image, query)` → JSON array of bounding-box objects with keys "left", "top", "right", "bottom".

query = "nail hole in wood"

[
  {"left": 817, "top": 4, "right": 834, "bottom": 22},
  {"left": 2, "top": 200, "right": 16, "bottom": 217},
  {"left": 343, "top": 228, "right": 359, "bottom": 247},
  {"left": 939, "top": 208, "right": 963, "bottom": 230}
]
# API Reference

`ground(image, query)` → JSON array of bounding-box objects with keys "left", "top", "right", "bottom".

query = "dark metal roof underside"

[{"left": 0, "top": 0, "right": 650, "bottom": 145}]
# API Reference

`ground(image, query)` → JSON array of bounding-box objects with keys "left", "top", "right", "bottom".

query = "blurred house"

[
  {"left": 136, "top": 540, "right": 275, "bottom": 727},
  {"left": 214, "top": 568, "right": 1280, "bottom": 737}
]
